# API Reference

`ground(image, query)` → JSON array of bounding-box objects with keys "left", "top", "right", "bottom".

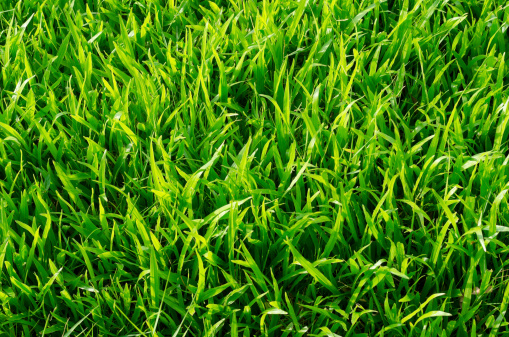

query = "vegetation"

[{"left": 1, "top": 0, "right": 509, "bottom": 336}]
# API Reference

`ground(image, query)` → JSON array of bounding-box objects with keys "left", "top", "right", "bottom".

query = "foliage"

[{"left": 0, "top": 0, "right": 509, "bottom": 336}]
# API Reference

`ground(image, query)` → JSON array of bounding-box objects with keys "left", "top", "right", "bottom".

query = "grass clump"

[{"left": 1, "top": 0, "right": 509, "bottom": 336}]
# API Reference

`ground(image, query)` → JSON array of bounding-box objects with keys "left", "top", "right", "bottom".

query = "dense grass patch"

[{"left": 1, "top": 0, "right": 509, "bottom": 336}]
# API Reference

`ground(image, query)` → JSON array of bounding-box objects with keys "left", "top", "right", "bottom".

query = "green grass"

[{"left": 0, "top": 0, "right": 509, "bottom": 336}]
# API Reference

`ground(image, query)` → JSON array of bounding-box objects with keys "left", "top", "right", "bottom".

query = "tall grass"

[{"left": 0, "top": 0, "right": 509, "bottom": 336}]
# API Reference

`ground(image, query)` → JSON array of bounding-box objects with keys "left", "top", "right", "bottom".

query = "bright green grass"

[{"left": 0, "top": 0, "right": 509, "bottom": 336}]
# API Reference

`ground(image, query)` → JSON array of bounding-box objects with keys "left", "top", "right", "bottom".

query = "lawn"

[{"left": 0, "top": 0, "right": 509, "bottom": 336}]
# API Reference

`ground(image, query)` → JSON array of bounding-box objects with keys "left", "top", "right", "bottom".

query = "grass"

[{"left": 0, "top": 0, "right": 509, "bottom": 335}]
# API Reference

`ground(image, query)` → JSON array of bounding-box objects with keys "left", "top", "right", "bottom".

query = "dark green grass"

[{"left": 1, "top": 0, "right": 509, "bottom": 336}]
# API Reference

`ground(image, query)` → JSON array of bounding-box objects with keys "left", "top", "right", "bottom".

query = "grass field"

[{"left": 1, "top": 0, "right": 509, "bottom": 336}]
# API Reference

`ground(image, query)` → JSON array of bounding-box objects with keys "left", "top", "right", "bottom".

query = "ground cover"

[{"left": 1, "top": 0, "right": 509, "bottom": 336}]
